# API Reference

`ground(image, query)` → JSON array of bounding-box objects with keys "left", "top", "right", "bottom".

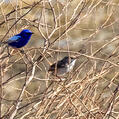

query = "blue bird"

[{"left": 7, "top": 29, "right": 33, "bottom": 48}]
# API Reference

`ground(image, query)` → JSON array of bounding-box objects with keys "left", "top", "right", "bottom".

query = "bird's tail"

[{"left": 0, "top": 41, "right": 8, "bottom": 44}]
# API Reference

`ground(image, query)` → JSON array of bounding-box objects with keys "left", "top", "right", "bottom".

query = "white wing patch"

[{"left": 67, "top": 59, "right": 76, "bottom": 72}]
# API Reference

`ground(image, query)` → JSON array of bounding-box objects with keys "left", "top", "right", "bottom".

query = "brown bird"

[{"left": 48, "top": 56, "right": 76, "bottom": 76}]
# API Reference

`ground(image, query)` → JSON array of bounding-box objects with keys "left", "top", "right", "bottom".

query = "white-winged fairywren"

[{"left": 48, "top": 56, "right": 76, "bottom": 76}]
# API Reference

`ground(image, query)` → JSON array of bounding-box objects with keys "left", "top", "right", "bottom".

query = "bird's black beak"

[{"left": 31, "top": 32, "right": 34, "bottom": 34}]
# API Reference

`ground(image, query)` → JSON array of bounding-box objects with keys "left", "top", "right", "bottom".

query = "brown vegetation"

[{"left": 0, "top": 0, "right": 119, "bottom": 118}]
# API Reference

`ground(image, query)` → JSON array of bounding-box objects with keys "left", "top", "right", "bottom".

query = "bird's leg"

[
  {"left": 55, "top": 75, "right": 63, "bottom": 82},
  {"left": 7, "top": 46, "right": 11, "bottom": 57},
  {"left": 19, "top": 49, "right": 25, "bottom": 54}
]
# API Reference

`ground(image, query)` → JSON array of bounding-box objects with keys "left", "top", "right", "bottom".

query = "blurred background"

[{"left": 1, "top": 0, "right": 119, "bottom": 118}]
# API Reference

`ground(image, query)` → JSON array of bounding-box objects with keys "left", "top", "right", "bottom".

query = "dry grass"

[{"left": 1, "top": 0, "right": 119, "bottom": 119}]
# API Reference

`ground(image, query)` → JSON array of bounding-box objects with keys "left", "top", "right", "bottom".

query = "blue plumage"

[{"left": 7, "top": 29, "right": 33, "bottom": 48}]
